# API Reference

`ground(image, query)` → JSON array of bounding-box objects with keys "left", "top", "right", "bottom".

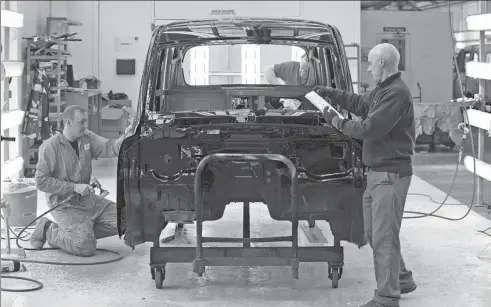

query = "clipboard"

[{"left": 305, "top": 91, "right": 345, "bottom": 120}]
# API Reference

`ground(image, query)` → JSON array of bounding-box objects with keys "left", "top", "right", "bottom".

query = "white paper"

[
  {"left": 305, "top": 91, "right": 345, "bottom": 119},
  {"left": 280, "top": 98, "right": 301, "bottom": 110}
]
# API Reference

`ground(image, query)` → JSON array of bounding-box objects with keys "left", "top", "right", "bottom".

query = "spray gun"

[{"left": 90, "top": 178, "right": 109, "bottom": 198}]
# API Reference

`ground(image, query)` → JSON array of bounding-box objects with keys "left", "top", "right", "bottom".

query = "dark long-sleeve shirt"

[{"left": 328, "top": 72, "right": 415, "bottom": 175}]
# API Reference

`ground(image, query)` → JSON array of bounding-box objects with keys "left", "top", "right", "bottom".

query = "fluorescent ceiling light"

[
  {"left": 465, "top": 62, "right": 491, "bottom": 81},
  {"left": 1, "top": 61, "right": 24, "bottom": 79},
  {"left": 1, "top": 9, "right": 24, "bottom": 28},
  {"left": 1, "top": 109, "right": 25, "bottom": 130},
  {"left": 1, "top": 157, "right": 24, "bottom": 182},
  {"left": 466, "top": 13, "right": 491, "bottom": 31}
]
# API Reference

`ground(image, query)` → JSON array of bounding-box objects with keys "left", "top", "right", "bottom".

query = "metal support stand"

[
  {"left": 193, "top": 154, "right": 299, "bottom": 278},
  {"left": 149, "top": 153, "right": 344, "bottom": 289},
  {"left": 243, "top": 201, "right": 251, "bottom": 248}
]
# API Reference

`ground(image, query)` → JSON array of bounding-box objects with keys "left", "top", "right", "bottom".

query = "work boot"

[
  {"left": 359, "top": 300, "right": 390, "bottom": 307},
  {"left": 29, "top": 217, "right": 53, "bottom": 249},
  {"left": 401, "top": 282, "right": 417, "bottom": 294},
  {"left": 400, "top": 270, "right": 417, "bottom": 294}
]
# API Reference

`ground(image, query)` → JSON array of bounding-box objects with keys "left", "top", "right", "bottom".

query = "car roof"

[{"left": 155, "top": 17, "right": 338, "bottom": 45}]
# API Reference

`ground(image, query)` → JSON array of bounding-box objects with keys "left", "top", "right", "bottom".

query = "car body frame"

[{"left": 116, "top": 18, "right": 367, "bottom": 250}]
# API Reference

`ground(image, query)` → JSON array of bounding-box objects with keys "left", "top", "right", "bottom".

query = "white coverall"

[{"left": 35, "top": 130, "right": 126, "bottom": 256}]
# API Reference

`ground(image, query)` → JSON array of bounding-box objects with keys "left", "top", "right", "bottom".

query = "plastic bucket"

[{"left": 3, "top": 186, "right": 38, "bottom": 228}]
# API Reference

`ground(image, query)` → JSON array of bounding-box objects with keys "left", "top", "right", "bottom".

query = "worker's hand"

[
  {"left": 90, "top": 177, "right": 100, "bottom": 186},
  {"left": 74, "top": 184, "right": 94, "bottom": 197},
  {"left": 312, "top": 85, "right": 334, "bottom": 98},
  {"left": 123, "top": 125, "right": 132, "bottom": 138},
  {"left": 323, "top": 108, "right": 338, "bottom": 126}
]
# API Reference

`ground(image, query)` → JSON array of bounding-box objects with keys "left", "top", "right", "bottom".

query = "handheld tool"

[{"left": 90, "top": 178, "right": 110, "bottom": 198}]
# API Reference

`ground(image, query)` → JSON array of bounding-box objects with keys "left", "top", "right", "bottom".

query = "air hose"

[
  {"left": 400, "top": 0, "right": 483, "bottom": 222},
  {"left": 1, "top": 194, "right": 124, "bottom": 292}
]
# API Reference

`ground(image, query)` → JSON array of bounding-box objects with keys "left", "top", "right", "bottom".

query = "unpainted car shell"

[{"left": 116, "top": 18, "right": 367, "bottom": 250}]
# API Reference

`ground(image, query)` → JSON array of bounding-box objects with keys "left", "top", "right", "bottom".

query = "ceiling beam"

[
  {"left": 407, "top": 1, "right": 423, "bottom": 11},
  {"left": 361, "top": 1, "right": 425, "bottom": 11},
  {"left": 360, "top": 1, "right": 390, "bottom": 10},
  {"left": 417, "top": 1, "right": 468, "bottom": 10}
]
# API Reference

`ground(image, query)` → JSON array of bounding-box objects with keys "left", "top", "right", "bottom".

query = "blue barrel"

[{"left": 3, "top": 186, "right": 38, "bottom": 228}]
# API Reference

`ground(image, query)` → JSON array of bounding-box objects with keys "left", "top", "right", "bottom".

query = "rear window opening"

[
  {"left": 177, "top": 44, "right": 329, "bottom": 86},
  {"left": 149, "top": 42, "right": 342, "bottom": 114}
]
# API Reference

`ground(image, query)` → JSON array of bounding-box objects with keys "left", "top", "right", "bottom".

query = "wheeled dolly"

[{"left": 149, "top": 153, "right": 345, "bottom": 289}]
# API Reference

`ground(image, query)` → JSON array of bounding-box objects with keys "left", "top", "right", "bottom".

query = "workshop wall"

[
  {"left": 46, "top": 0, "right": 100, "bottom": 82},
  {"left": 360, "top": 11, "right": 453, "bottom": 104},
  {"left": 18, "top": 1, "right": 51, "bottom": 38},
  {"left": 59, "top": 1, "right": 152, "bottom": 109}
]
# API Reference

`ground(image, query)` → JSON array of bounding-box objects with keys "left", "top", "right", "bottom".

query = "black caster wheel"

[
  {"left": 155, "top": 267, "right": 165, "bottom": 289},
  {"left": 328, "top": 267, "right": 343, "bottom": 288},
  {"left": 151, "top": 267, "right": 155, "bottom": 280},
  {"left": 331, "top": 269, "right": 339, "bottom": 288}
]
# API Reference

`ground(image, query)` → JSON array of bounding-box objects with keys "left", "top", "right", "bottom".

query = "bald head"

[{"left": 367, "top": 43, "right": 400, "bottom": 84}]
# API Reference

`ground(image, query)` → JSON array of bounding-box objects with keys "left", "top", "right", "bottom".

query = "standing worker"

[
  {"left": 262, "top": 53, "right": 316, "bottom": 86},
  {"left": 313, "top": 43, "right": 417, "bottom": 307},
  {"left": 30, "top": 105, "right": 133, "bottom": 257}
]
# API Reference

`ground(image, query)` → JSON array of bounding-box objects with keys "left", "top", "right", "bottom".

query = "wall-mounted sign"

[
  {"left": 209, "top": 9, "right": 236, "bottom": 16},
  {"left": 383, "top": 27, "right": 406, "bottom": 33},
  {"left": 114, "top": 36, "right": 139, "bottom": 53}
]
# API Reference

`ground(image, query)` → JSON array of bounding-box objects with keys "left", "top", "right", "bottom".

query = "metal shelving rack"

[
  {"left": 26, "top": 39, "right": 69, "bottom": 130},
  {"left": 22, "top": 17, "right": 81, "bottom": 177},
  {"left": 461, "top": 2, "right": 491, "bottom": 208}
]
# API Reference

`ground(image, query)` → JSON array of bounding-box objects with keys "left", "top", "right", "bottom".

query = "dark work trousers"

[{"left": 363, "top": 170, "right": 414, "bottom": 307}]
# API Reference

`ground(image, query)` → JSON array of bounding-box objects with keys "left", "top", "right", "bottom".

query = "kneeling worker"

[{"left": 30, "top": 105, "right": 133, "bottom": 257}]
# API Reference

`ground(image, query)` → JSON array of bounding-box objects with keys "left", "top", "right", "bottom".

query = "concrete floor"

[{"left": 2, "top": 157, "right": 491, "bottom": 307}]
